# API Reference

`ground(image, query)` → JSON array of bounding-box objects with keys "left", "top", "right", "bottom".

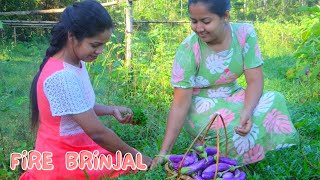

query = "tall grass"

[{"left": 0, "top": 22, "right": 319, "bottom": 179}]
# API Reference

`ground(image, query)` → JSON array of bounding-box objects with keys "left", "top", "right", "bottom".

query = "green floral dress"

[{"left": 171, "top": 23, "right": 299, "bottom": 165}]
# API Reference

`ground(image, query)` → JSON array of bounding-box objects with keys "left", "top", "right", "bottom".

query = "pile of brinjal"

[{"left": 161, "top": 145, "right": 246, "bottom": 180}]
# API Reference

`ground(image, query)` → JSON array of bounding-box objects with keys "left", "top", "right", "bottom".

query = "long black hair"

[
  {"left": 188, "top": 0, "right": 231, "bottom": 17},
  {"left": 30, "top": 0, "right": 114, "bottom": 131}
]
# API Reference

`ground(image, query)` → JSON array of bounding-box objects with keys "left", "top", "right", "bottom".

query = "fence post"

[
  {"left": 13, "top": 27, "right": 16, "bottom": 44},
  {"left": 125, "top": 0, "right": 133, "bottom": 67},
  {"left": 0, "top": 21, "right": 3, "bottom": 39}
]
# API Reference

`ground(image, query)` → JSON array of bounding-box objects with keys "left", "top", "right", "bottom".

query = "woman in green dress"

[{"left": 151, "top": 0, "right": 299, "bottom": 167}]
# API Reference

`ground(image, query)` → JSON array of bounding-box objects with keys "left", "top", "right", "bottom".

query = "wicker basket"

[
  {"left": 165, "top": 162, "right": 194, "bottom": 180},
  {"left": 164, "top": 113, "right": 229, "bottom": 180}
]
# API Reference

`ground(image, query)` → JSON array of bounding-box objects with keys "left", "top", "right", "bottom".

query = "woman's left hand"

[
  {"left": 112, "top": 106, "right": 133, "bottom": 124},
  {"left": 235, "top": 110, "right": 253, "bottom": 136}
]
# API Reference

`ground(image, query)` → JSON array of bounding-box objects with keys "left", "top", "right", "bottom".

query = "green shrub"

[{"left": 287, "top": 6, "right": 320, "bottom": 82}]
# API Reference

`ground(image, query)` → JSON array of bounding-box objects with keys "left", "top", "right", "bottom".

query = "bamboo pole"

[
  {"left": 10, "top": 26, "right": 53, "bottom": 28},
  {"left": 2, "top": 20, "right": 191, "bottom": 27},
  {"left": 2, "top": 20, "right": 57, "bottom": 24},
  {"left": 180, "top": 0, "right": 183, "bottom": 17},
  {"left": 133, "top": 20, "right": 189, "bottom": 24},
  {"left": 2, "top": 20, "right": 257, "bottom": 28},
  {"left": 125, "top": 0, "right": 133, "bottom": 67},
  {"left": 0, "top": 1, "right": 121, "bottom": 16},
  {"left": 5, "top": 24, "right": 53, "bottom": 26}
]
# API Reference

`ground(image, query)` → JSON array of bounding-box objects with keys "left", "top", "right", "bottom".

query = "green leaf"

[
  {"left": 132, "top": 107, "right": 147, "bottom": 126},
  {"left": 301, "top": 30, "right": 312, "bottom": 41},
  {"left": 311, "top": 22, "right": 320, "bottom": 36},
  {"left": 0, "top": 21, "right": 3, "bottom": 29},
  {"left": 294, "top": 119, "right": 308, "bottom": 129}
]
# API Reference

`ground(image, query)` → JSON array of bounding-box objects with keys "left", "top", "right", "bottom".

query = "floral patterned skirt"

[{"left": 184, "top": 89, "right": 300, "bottom": 165}]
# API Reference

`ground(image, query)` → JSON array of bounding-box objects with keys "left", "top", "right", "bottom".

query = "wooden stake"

[
  {"left": 125, "top": 0, "right": 133, "bottom": 67},
  {"left": 13, "top": 27, "right": 16, "bottom": 44}
]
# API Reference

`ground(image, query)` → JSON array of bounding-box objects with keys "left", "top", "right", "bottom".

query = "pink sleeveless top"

[{"left": 20, "top": 57, "right": 133, "bottom": 180}]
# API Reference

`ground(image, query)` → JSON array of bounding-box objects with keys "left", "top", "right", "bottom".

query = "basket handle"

[
  {"left": 201, "top": 112, "right": 228, "bottom": 157},
  {"left": 177, "top": 113, "right": 228, "bottom": 180}
]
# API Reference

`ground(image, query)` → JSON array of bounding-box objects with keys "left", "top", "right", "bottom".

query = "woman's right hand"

[
  {"left": 235, "top": 109, "right": 253, "bottom": 136},
  {"left": 150, "top": 150, "right": 167, "bottom": 170},
  {"left": 150, "top": 156, "right": 164, "bottom": 170},
  {"left": 112, "top": 106, "right": 133, "bottom": 124}
]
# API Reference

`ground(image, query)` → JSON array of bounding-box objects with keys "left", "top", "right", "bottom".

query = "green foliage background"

[{"left": 0, "top": 0, "right": 319, "bottom": 179}]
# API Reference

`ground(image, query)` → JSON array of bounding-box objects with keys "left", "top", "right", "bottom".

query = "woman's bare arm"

[
  {"left": 151, "top": 88, "right": 193, "bottom": 168},
  {"left": 235, "top": 66, "right": 264, "bottom": 136}
]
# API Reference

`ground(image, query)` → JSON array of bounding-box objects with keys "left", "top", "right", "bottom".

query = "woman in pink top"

[{"left": 20, "top": 1, "right": 152, "bottom": 179}]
